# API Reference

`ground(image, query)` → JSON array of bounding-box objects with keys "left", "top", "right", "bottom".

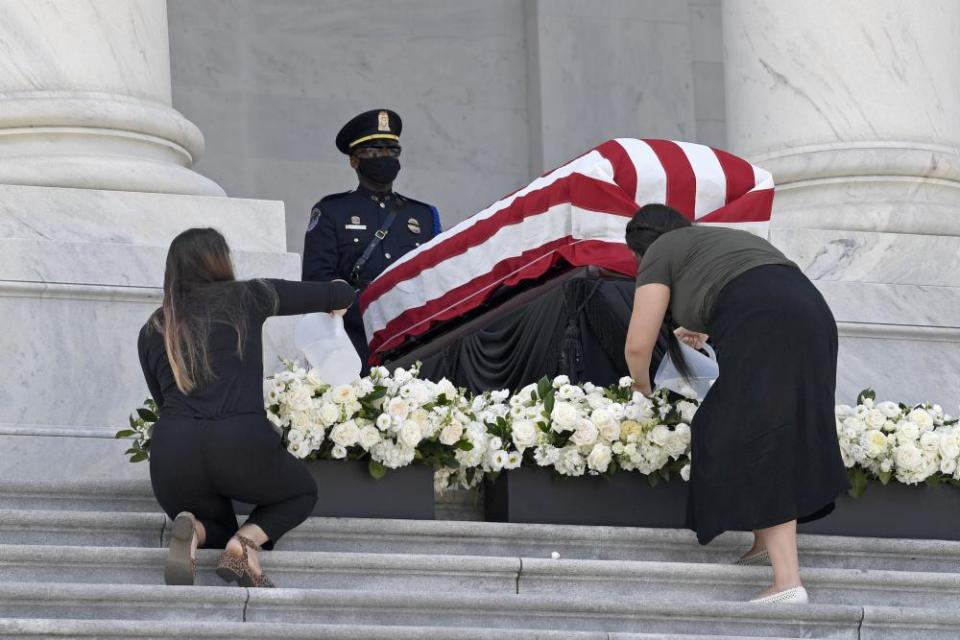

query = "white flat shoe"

[
  {"left": 750, "top": 586, "right": 808, "bottom": 604},
  {"left": 735, "top": 548, "right": 770, "bottom": 566}
]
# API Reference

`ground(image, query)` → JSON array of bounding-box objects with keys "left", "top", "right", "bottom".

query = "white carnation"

[
  {"left": 618, "top": 376, "right": 633, "bottom": 388},
  {"left": 552, "top": 375, "right": 570, "bottom": 389},
  {"left": 376, "top": 413, "right": 393, "bottom": 431},
  {"left": 534, "top": 445, "right": 561, "bottom": 467}
]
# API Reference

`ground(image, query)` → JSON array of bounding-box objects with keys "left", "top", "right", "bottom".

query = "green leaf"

[
  {"left": 114, "top": 429, "right": 136, "bottom": 439},
  {"left": 136, "top": 408, "right": 158, "bottom": 423},
  {"left": 646, "top": 473, "right": 660, "bottom": 488},
  {"left": 129, "top": 452, "right": 148, "bottom": 463},
  {"left": 537, "top": 377, "right": 551, "bottom": 401},
  {"left": 543, "top": 393, "right": 555, "bottom": 416},
  {"left": 856, "top": 389, "right": 876, "bottom": 405},
  {"left": 658, "top": 467, "right": 671, "bottom": 482},
  {"left": 848, "top": 467, "right": 868, "bottom": 499},
  {"left": 455, "top": 440, "right": 474, "bottom": 451},
  {"left": 368, "top": 460, "right": 387, "bottom": 480},
  {"left": 878, "top": 470, "right": 892, "bottom": 485},
  {"left": 926, "top": 475, "right": 945, "bottom": 489}
]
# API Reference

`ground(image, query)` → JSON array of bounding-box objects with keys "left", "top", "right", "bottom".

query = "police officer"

[{"left": 302, "top": 109, "right": 441, "bottom": 371}]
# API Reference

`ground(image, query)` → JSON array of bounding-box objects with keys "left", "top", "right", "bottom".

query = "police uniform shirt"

[{"left": 301, "top": 185, "right": 441, "bottom": 285}]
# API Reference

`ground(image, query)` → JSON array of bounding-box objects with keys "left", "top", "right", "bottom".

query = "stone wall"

[{"left": 168, "top": 0, "right": 725, "bottom": 255}]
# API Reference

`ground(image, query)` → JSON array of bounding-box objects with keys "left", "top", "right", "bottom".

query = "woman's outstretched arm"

[
  {"left": 625, "top": 284, "right": 671, "bottom": 396},
  {"left": 265, "top": 279, "right": 357, "bottom": 317}
]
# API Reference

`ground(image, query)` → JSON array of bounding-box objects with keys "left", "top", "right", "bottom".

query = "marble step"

[
  {"left": 4, "top": 509, "right": 960, "bottom": 574},
  {"left": 0, "top": 619, "right": 801, "bottom": 640},
  {"left": 2, "top": 545, "right": 960, "bottom": 609},
  {"left": 0, "top": 582, "right": 865, "bottom": 638}
]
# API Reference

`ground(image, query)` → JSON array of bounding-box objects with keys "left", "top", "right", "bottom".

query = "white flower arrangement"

[
  {"left": 120, "top": 371, "right": 956, "bottom": 501},
  {"left": 836, "top": 389, "right": 959, "bottom": 496}
]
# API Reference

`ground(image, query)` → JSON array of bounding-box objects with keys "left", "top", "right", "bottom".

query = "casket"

[{"left": 360, "top": 138, "right": 774, "bottom": 390}]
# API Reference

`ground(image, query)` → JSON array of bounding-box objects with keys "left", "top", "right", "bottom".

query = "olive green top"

[{"left": 634, "top": 225, "right": 796, "bottom": 333}]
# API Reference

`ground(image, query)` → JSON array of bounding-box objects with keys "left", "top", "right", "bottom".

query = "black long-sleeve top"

[{"left": 137, "top": 279, "right": 355, "bottom": 419}]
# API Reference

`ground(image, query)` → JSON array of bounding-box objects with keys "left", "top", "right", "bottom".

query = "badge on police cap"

[
  {"left": 378, "top": 111, "right": 390, "bottom": 132},
  {"left": 407, "top": 218, "right": 421, "bottom": 234},
  {"left": 351, "top": 216, "right": 361, "bottom": 225}
]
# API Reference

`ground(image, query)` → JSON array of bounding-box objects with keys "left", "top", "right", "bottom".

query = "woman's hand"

[
  {"left": 632, "top": 381, "right": 654, "bottom": 397},
  {"left": 674, "top": 326, "right": 708, "bottom": 350}
]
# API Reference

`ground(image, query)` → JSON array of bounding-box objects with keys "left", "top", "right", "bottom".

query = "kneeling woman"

[
  {"left": 624, "top": 204, "right": 847, "bottom": 604},
  {"left": 138, "top": 228, "right": 355, "bottom": 587}
]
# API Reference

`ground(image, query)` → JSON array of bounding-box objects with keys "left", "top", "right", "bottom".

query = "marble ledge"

[
  {"left": 0, "top": 238, "right": 300, "bottom": 290},
  {"left": 812, "top": 281, "right": 960, "bottom": 328},
  {"left": 0, "top": 183, "right": 287, "bottom": 252}
]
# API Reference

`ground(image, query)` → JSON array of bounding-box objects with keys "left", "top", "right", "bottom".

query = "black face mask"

[{"left": 357, "top": 156, "right": 401, "bottom": 184}]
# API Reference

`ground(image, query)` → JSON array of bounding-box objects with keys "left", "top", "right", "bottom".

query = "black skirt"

[{"left": 687, "top": 264, "right": 849, "bottom": 544}]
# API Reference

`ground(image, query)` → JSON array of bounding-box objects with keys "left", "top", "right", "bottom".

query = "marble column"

[
  {"left": 0, "top": 0, "right": 224, "bottom": 196},
  {"left": 0, "top": 0, "right": 297, "bottom": 498},
  {"left": 722, "top": 0, "right": 960, "bottom": 403}
]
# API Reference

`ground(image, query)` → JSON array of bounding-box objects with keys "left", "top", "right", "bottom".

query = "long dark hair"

[
  {"left": 625, "top": 204, "right": 695, "bottom": 381},
  {"left": 149, "top": 228, "right": 271, "bottom": 393}
]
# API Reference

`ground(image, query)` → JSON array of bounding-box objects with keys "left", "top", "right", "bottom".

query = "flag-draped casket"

[{"left": 361, "top": 138, "right": 774, "bottom": 366}]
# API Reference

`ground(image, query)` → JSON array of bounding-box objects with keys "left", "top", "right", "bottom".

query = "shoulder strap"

[{"left": 349, "top": 206, "right": 400, "bottom": 285}]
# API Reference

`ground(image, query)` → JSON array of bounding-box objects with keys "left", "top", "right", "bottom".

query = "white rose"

[
  {"left": 491, "top": 389, "right": 510, "bottom": 403},
  {"left": 511, "top": 420, "right": 538, "bottom": 449},
  {"left": 387, "top": 397, "right": 411, "bottom": 421},
  {"left": 650, "top": 425, "right": 670, "bottom": 447},
  {"left": 330, "top": 444, "right": 348, "bottom": 459},
  {"left": 398, "top": 420, "right": 423, "bottom": 448},
  {"left": 330, "top": 420, "right": 360, "bottom": 447},
  {"left": 862, "top": 430, "right": 887, "bottom": 458},
  {"left": 331, "top": 384, "right": 357, "bottom": 405},
  {"left": 894, "top": 443, "right": 923, "bottom": 471},
  {"left": 598, "top": 420, "right": 621, "bottom": 443},
  {"left": 864, "top": 409, "right": 886, "bottom": 429},
  {"left": 908, "top": 408, "right": 934, "bottom": 430},
  {"left": 618, "top": 376, "right": 633, "bottom": 388},
  {"left": 439, "top": 421, "right": 464, "bottom": 446},
  {"left": 939, "top": 433, "right": 960, "bottom": 460},
  {"left": 358, "top": 425, "right": 381, "bottom": 450},
  {"left": 919, "top": 431, "right": 940, "bottom": 453},
  {"left": 552, "top": 375, "right": 570, "bottom": 389},
  {"left": 586, "top": 443, "right": 613, "bottom": 473},
  {"left": 941, "top": 458, "right": 958, "bottom": 476},
  {"left": 896, "top": 421, "right": 920, "bottom": 445},
  {"left": 876, "top": 401, "right": 901, "bottom": 419},
  {"left": 570, "top": 421, "right": 599, "bottom": 447},
  {"left": 676, "top": 401, "right": 698, "bottom": 424},
  {"left": 488, "top": 436, "right": 503, "bottom": 451},
  {"left": 319, "top": 402, "right": 340, "bottom": 425},
  {"left": 550, "top": 402, "right": 579, "bottom": 431}
]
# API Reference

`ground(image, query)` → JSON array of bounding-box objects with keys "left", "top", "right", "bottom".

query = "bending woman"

[
  {"left": 624, "top": 204, "right": 847, "bottom": 604},
  {"left": 138, "top": 227, "right": 355, "bottom": 587}
]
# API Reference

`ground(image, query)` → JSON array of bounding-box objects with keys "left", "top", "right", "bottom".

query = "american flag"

[{"left": 361, "top": 138, "right": 774, "bottom": 364}]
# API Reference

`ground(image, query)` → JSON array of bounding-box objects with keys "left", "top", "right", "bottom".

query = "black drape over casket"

[{"left": 381, "top": 267, "right": 671, "bottom": 393}]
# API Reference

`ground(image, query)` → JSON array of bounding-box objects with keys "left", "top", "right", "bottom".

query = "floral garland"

[
  {"left": 118, "top": 365, "right": 956, "bottom": 498},
  {"left": 835, "top": 390, "right": 959, "bottom": 497}
]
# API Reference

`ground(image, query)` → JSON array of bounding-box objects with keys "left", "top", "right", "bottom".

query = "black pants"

[{"left": 149, "top": 413, "right": 317, "bottom": 550}]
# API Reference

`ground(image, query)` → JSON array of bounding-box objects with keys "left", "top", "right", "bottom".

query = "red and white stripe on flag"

[{"left": 360, "top": 138, "right": 774, "bottom": 363}]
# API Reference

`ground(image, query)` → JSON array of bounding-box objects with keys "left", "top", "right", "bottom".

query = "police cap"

[{"left": 335, "top": 109, "right": 402, "bottom": 155}]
